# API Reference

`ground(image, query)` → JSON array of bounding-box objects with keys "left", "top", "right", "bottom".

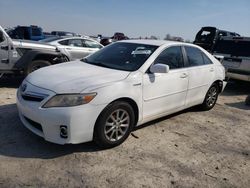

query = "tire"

[
  {"left": 25, "top": 60, "right": 51, "bottom": 75},
  {"left": 94, "top": 101, "right": 135, "bottom": 148},
  {"left": 200, "top": 84, "right": 219, "bottom": 111}
]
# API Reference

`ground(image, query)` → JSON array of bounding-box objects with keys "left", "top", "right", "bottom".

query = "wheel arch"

[
  {"left": 14, "top": 50, "right": 68, "bottom": 70},
  {"left": 212, "top": 80, "right": 223, "bottom": 93},
  {"left": 33, "top": 53, "right": 58, "bottom": 64},
  {"left": 94, "top": 97, "right": 139, "bottom": 129}
]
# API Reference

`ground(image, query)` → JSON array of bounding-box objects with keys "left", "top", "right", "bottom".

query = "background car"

[
  {"left": 112, "top": 32, "right": 129, "bottom": 41},
  {"left": 7, "top": 25, "right": 45, "bottom": 41},
  {"left": 100, "top": 37, "right": 113, "bottom": 46},
  {"left": 194, "top": 26, "right": 240, "bottom": 52},
  {"left": 41, "top": 36, "right": 103, "bottom": 60},
  {"left": 0, "top": 25, "right": 67, "bottom": 76},
  {"left": 100, "top": 32, "right": 129, "bottom": 46}
]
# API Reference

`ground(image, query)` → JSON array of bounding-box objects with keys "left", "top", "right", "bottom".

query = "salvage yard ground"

[{"left": 0, "top": 76, "right": 249, "bottom": 188}]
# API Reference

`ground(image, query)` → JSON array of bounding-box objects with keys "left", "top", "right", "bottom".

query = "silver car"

[{"left": 41, "top": 36, "right": 103, "bottom": 60}]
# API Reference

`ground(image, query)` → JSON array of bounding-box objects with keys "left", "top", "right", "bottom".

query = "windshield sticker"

[{"left": 131, "top": 50, "right": 152, "bottom": 55}]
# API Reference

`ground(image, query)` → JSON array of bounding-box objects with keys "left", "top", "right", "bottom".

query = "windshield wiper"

[
  {"left": 81, "top": 58, "right": 112, "bottom": 69},
  {"left": 93, "top": 62, "right": 113, "bottom": 69}
]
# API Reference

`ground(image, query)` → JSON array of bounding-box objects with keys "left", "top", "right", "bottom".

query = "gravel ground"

[{"left": 0, "top": 76, "right": 249, "bottom": 188}]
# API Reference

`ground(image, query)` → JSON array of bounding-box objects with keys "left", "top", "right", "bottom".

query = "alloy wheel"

[
  {"left": 206, "top": 86, "right": 217, "bottom": 107},
  {"left": 104, "top": 109, "right": 130, "bottom": 142}
]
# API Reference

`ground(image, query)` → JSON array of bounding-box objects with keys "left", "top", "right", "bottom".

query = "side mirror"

[{"left": 150, "top": 64, "right": 169, "bottom": 74}]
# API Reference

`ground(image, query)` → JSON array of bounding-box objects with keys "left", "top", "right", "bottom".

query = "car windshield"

[{"left": 81, "top": 42, "right": 158, "bottom": 71}]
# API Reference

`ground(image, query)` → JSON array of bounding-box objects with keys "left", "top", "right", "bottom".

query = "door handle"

[
  {"left": 210, "top": 68, "right": 214, "bottom": 72},
  {"left": 66, "top": 48, "right": 72, "bottom": 50},
  {"left": 1, "top": 45, "right": 9, "bottom": 50},
  {"left": 180, "top": 73, "right": 188, "bottom": 78}
]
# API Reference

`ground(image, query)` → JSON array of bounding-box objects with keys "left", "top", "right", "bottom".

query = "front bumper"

[
  {"left": 16, "top": 83, "right": 105, "bottom": 144},
  {"left": 222, "top": 81, "right": 227, "bottom": 92}
]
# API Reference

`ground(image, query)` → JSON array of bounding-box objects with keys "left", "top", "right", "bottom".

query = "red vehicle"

[{"left": 100, "top": 32, "right": 129, "bottom": 46}]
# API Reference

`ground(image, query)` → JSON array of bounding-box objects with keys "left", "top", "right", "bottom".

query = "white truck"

[
  {"left": 0, "top": 25, "right": 67, "bottom": 77},
  {"left": 213, "top": 36, "right": 250, "bottom": 82},
  {"left": 194, "top": 27, "right": 250, "bottom": 82}
]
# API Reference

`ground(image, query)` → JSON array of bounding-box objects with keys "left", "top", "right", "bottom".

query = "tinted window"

[
  {"left": 83, "top": 39, "right": 102, "bottom": 49},
  {"left": 58, "top": 39, "right": 69, "bottom": 45},
  {"left": 202, "top": 53, "right": 213, "bottom": 65},
  {"left": 195, "top": 28, "right": 216, "bottom": 43},
  {"left": 218, "top": 32, "right": 227, "bottom": 37},
  {"left": 154, "top": 46, "right": 184, "bottom": 69},
  {"left": 185, "top": 47, "right": 204, "bottom": 67},
  {"left": 82, "top": 42, "right": 158, "bottom": 71},
  {"left": 68, "top": 39, "right": 83, "bottom": 47}
]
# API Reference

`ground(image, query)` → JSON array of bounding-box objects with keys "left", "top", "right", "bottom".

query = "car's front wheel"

[
  {"left": 201, "top": 84, "right": 219, "bottom": 110},
  {"left": 94, "top": 101, "right": 135, "bottom": 148}
]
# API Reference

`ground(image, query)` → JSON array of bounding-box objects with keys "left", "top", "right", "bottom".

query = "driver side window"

[{"left": 154, "top": 46, "right": 184, "bottom": 69}]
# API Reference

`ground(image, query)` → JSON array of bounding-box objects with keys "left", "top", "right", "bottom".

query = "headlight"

[{"left": 43, "top": 93, "right": 97, "bottom": 108}]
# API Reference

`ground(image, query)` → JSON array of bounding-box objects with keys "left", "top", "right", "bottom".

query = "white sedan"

[
  {"left": 16, "top": 40, "right": 226, "bottom": 148},
  {"left": 41, "top": 36, "right": 103, "bottom": 60}
]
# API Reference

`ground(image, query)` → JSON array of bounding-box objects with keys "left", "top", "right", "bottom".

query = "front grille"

[
  {"left": 21, "top": 94, "right": 44, "bottom": 102},
  {"left": 21, "top": 92, "right": 48, "bottom": 102},
  {"left": 24, "top": 116, "right": 43, "bottom": 132}
]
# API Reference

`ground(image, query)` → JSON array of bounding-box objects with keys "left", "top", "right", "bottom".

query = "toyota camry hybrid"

[{"left": 17, "top": 40, "right": 226, "bottom": 148}]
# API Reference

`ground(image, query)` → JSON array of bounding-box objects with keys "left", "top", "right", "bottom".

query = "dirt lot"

[{"left": 0, "top": 76, "right": 249, "bottom": 188}]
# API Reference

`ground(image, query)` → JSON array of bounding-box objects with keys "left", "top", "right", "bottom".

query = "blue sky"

[{"left": 0, "top": 0, "right": 249, "bottom": 40}]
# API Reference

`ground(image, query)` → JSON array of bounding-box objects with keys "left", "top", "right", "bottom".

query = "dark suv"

[
  {"left": 194, "top": 26, "right": 240, "bottom": 52},
  {"left": 7, "top": 25, "right": 45, "bottom": 41}
]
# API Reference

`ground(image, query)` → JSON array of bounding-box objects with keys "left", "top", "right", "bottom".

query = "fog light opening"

[{"left": 60, "top": 126, "right": 68, "bottom": 138}]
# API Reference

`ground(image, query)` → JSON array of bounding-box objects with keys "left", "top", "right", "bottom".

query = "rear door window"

[
  {"left": 185, "top": 46, "right": 204, "bottom": 67},
  {"left": 68, "top": 39, "right": 83, "bottom": 47},
  {"left": 83, "top": 39, "right": 102, "bottom": 49},
  {"left": 202, "top": 53, "right": 213, "bottom": 65},
  {"left": 58, "top": 39, "right": 69, "bottom": 45}
]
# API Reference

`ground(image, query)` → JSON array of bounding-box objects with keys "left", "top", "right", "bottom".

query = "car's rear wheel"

[
  {"left": 94, "top": 101, "right": 135, "bottom": 148},
  {"left": 201, "top": 84, "right": 219, "bottom": 111},
  {"left": 25, "top": 60, "right": 51, "bottom": 75}
]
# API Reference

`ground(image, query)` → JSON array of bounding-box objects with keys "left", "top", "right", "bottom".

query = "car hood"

[
  {"left": 12, "top": 40, "right": 56, "bottom": 50},
  {"left": 26, "top": 61, "right": 130, "bottom": 93}
]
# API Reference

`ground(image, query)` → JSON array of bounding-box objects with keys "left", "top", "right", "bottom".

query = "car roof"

[
  {"left": 118, "top": 39, "right": 195, "bottom": 47},
  {"left": 54, "top": 36, "right": 93, "bottom": 41}
]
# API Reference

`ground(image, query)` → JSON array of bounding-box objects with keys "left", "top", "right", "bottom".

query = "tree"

[
  {"left": 150, "top": 35, "right": 158, "bottom": 40},
  {"left": 185, "top": 39, "right": 191, "bottom": 43},
  {"left": 164, "top": 34, "right": 171, "bottom": 40}
]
